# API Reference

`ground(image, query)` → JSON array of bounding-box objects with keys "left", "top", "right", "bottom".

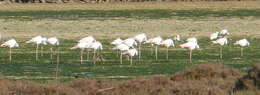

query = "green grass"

[
  {"left": 0, "top": 9, "right": 260, "bottom": 20},
  {"left": 0, "top": 37, "right": 259, "bottom": 83}
]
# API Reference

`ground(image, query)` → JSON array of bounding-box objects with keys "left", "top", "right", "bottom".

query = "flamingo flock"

[{"left": 0, "top": 29, "right": 251, "bottom": 64}]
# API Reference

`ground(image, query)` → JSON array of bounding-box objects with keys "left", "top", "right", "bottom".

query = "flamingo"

[
  {"left": 123, "top": 48, "right": 138, "bottom": 65},
  {"left": 111, "top": 38, "right": 123, "bottom": 45},
  {"left": 180, "top": 40, "right": 199, "bottom": 63},
  {"left": 1, "top": 39, "right": 19, "bottom": 62},
  {"left": 234, "top": 39, "right": 250, "bottom": 56},
  {"left": 78, "top": 36, "right": 95, "bottom": 43},
  {"left": 186, "top": 37, "right": 198, "bottom": 43},
  {"left": 212, "top": 37, "right": 228, "bottom": 59},
  {"left": 210, "top": 32, "right": 219, "bottom": 40},
  {"left": 173, "top": 35, "right": 180, "bottom": 41},
  {"left": 89, "top": 41, "right": 103, "bottom": 64},
  {"left": 71, "top": 42, "right": 91, "bottom": 64},
  {"left": 26, "top": 36, "right": 47, "bottom": 61},
  {"left": 111, "top": 38, "right": 124, "bottom": 57},
  {"left": 47, "top": 37, "right": 59, "bottom": 64},
  {"left": 160, "top": 39, "right": 174, "bottom": 60},
  {"left": 113, "top": 43, "right": 130, "bottom": 64},
  {"left": 134, "top": 33, "right": 147, "bottom": 61},
  {"left": 40, "top": 37, "right": 47, "bottom": 56},
  {"left": 123, "top": 38, "right": 137, "bottom": 48},
  {"left": 78, "top": 36, "right": 96, "bottom": 61},
  {"left": 219, "top": 29, "right": 230, "bottom": 37},
  {"left": 151, "top": 36, "right": 163, "bottom": 60},
  {"left": 145, "top": 38, "right": 155, "bottom": 55}
]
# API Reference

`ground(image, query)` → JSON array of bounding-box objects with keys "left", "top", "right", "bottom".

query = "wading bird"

[
  {"left": 71, "top": 42, "right": 91, "bottom": 64},
  {"left": 186, "top": 37, "right": 198, "bottom": 43},
  {"left": 151, "top": 36, "right": 163, "bottom": 60},
  {"left": 78, "top": 36, "right": 95, "bottom": 43},
  {"left": 111, "top": 38, "right": 124, "bottom": 57},
  {"left": 89, "top": 41, "right": 103, "bottom": 64},
  {"left": 145, "top": 38, "right": 155, "bottom": 55},
  {"left": 111, "top": 38, "right": 123, "bottom": 46},
  {"left": 210, "top": 32, "right": 219, "bottom": 40},
  {"left": 180, "top": 38, "right": 199, "bottom": 63},
  {"left": 113, "top": 43, "right": 130, "bottom": 64},
  {"left": 173, "top": 35, "right": 180, "bottom": 41},
  {"left": 47, "top": 37, "right": 59, "bottom": 64},
  {"left": 123, "top": 48, "right": 138, "bottom": 65},
  {"left": 160, "top": 39, "right": 174, "bottom": 60},
  {"left": 134, "top": 33, "right": 147, "bottom": 61},
  {"left": 123, "top": 38, "right": 137, "bottom": 48},
  {"left": 1, "top": 39, "right": 19, "bottom": 62},
  {"left": 212, "top": 37, "right": 228, "bottom": 59},
  {"left": 219, "top": 29, "right": 230, "bottom": 37},
  {"left": 26, "top": 36, "right": 47, "bottom": 61},
  {"left": 78, "top": 36, "right": 96, "bottom": 60},
  {"left": 234, "top": 39, "right": 250, "bottom": 57}
]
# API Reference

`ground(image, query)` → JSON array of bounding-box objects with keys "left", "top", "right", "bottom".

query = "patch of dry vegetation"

[
  {"left": 2, "top": 63, "right": 258, "bottom": 95},
  {"left": 1, "top": 18, "right": 260, "bottom": 39},
  {"left": 0, "top": 1, "right": 260, "bottom": 11}
]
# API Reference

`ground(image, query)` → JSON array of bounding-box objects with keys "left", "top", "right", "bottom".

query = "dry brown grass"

[
  {"left": 0, "top": 1, "right": 260, "bottom": 11},
  {"left": 1, "top": 18, "right": 260, "bottom": 39},
  {"left": 238, "top": 64, "right": 260, "bottom": 90},
  {"left": 0, "top": 64, "right": 251, "bottom": 95}
]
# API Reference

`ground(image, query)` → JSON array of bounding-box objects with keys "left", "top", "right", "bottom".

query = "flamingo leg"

[
  {"left": 56, "top": 47, "right": 60, "bottom": 64},
  {"left": 220, "top": 46, "right": 223, "bottom": 59},
  {"left": 241, "top": 47, "right": 243, "bottom": 57},
  {"left": 150, "top": 45, "right": 153, "bottom": 55},
  {"left": 36, "top": 44, "right": 39, "bottom": 61},
  {"left": 9, "top": 47, "right": 11, "bottom": 62},
  {"left": 80, "top": 49, "right": 84, "bottom": 64},
  {"left": 87, "top": 49, "right": 90, "bottom": 61},
  {"left": 130, "top": 56, "right": 133, "bottom": 65},
  {"left": 41, "top": 46, "right": 43, "bottom": 56},
  {"left": 138, "top": 43, "right": 141, "bottom": 61},
  {"left": 93, "top": 50, "right": 96, "bottom": 64},
  {"left": 189, "top": 49, "right": 192, "bottom": 63},
  {"left": 166, "top": 47, "right": 169, "bottom": 60},
  {"left": 120, "top": 51, "right": 123, "bottom": 64},
  {"left": 155, "top": 46, "right": 158, "bottom": 61},
  {"left": 50, "top": 47, "right": 53, "bottom": 64}
]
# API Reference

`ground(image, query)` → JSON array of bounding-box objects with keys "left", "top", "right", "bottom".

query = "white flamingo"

[
  {"left": 47, "top": 37, "right": 59, "bottom": 64},
  {"left": 111, "top": 38, "right": 124, "bottom": 57},
  {"left": 234, "top": 39, "right": 250, "bottom": 56},
  {"left": 210, "top": 32, "right": 219, "bottom": 40},
  {"left": 219, "top": 29, "right": 230, "bottom": 37},
  {"left": 71, "top": 42, "right": 91, "bottom": 64},
  {"left": 78, "top": 36, "right": 95, "bottom": 43},
  {"left": 1, "top": 39, "right": 19, "bottom": 62},
  {"left": 26, "top": 36, "right": 47, "bottom": 61},
  {"left": 160, "top": 39, "right": 174, "bottom": 60},
  {"left": 134, "top": 33, "right": 147, "bottom": 61},
  {"left": 145, "top": 38, "right": 155, "bottom": 55},
  {"left": 123, "top": 38, "right": 137, "bottom": 48},
  {"left": 186, "top": 37, "right": 198, "bottom": 43},
  {"left": 212, "top": 37, "right": 228, "bottom": 59},
  {"left": 151, "top": 36, "right": 163, "bottom": 60},
  {"left": 123, "top": 48, "right": 138, "bottom": 65},
  {"left": 113, "top": 43, "right": 130, "bottom": 64},
  {"left": 180, "top": 39, "right": 199, "bottom": 63},
  {"left": 89, "top": 41, "right": 103, "bottom": 64},
  {"left": 111, "top": 38, "right": 123, "bottom": 45},
  {"left": 173, "top": 35, "right": 180, "bottom": 41},
  {"left": 78, "top": 36, "right": 96, "bottom": 60}
]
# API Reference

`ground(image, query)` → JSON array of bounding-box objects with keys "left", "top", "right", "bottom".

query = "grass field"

[
  {"left": 0, "top": 2, "right": 260, "bottom": 83},
  {"left": 0, "top": 37, "right": 258, "bottom": 82}
]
